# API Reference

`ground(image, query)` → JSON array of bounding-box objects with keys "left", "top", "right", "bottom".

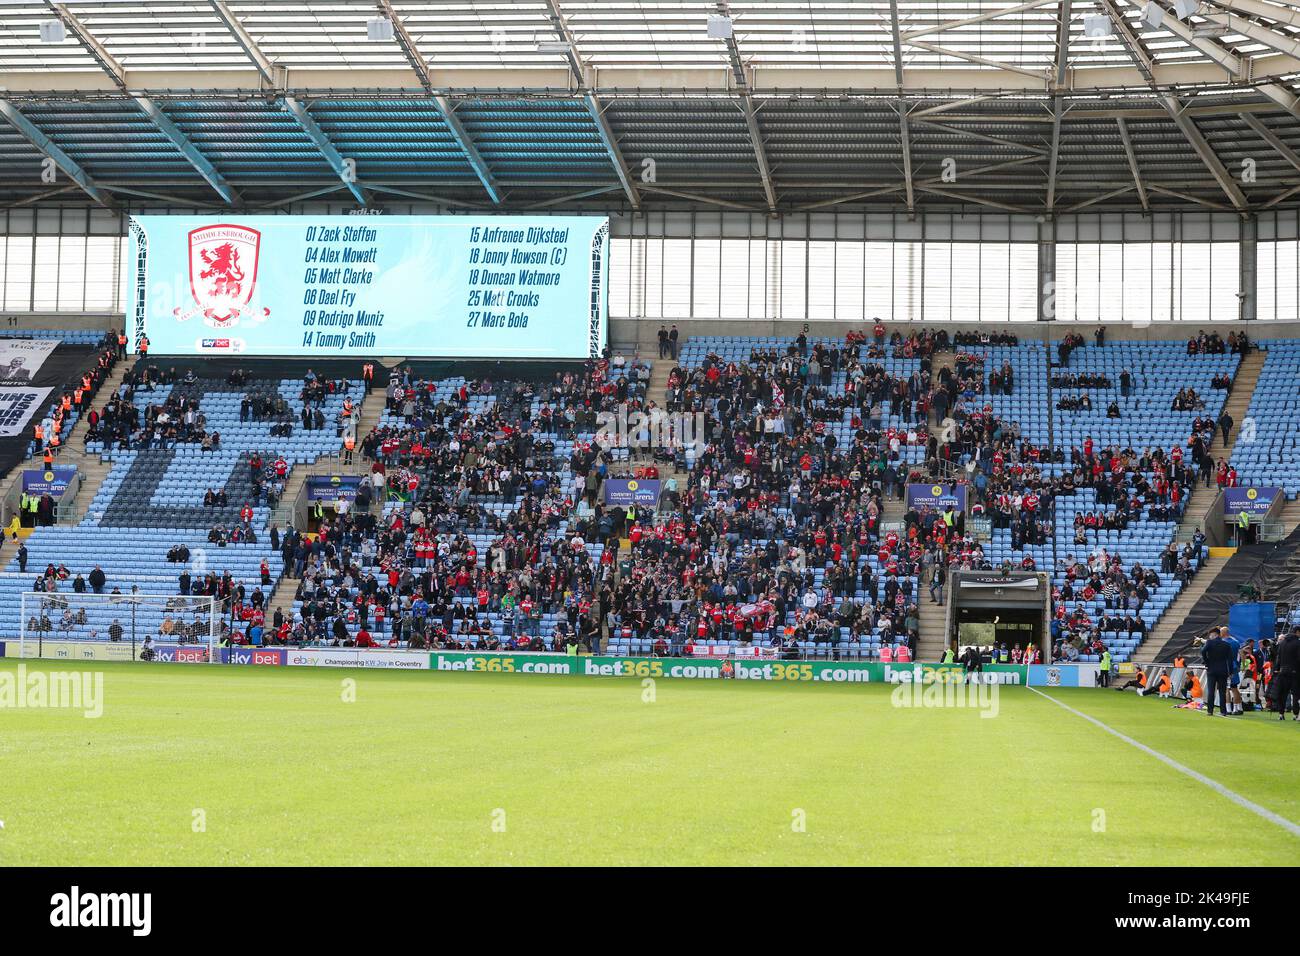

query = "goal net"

[{"left": 17, "top": 592, "right": 219, "bottom": 663}]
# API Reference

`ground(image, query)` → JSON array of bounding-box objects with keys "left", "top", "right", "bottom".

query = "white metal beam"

[
  {"left": 902, "top": 0, "right": 1060, "bottom": 41},
  {"left": 916, "top": 185, "right": 1036, "bottom": 213},
  {"left": 638, "top": 185, "right": 763, "bottom": 212},
  {"left": 1047, "top": 0, "right": 1071, "bottom": 211},
  {"left": 1116, "top": 117, "right": 1150, "bottom": 211},
  {"left": 902, "top": 40, "right": 1053, "bottom": 79},
  {"left": 0, "top": 100, "right": 107, "bottom": 205},
  {"left": 1162, "top": 93, "right": 1249, "bottom": 209},
  {"left": 1137, "top": 1, "right": 1300, "bottom": 113},
  {"left": 1240, "top": 111, "right": 1300, "bottom": 171},
  {"left": 716, "top": 2, "right": 778, "bottom": 214},
  {"left": 47, "top": 2, "right": 239, "bottom": 205},
  {"left": 374, "top": 0, "right": 501, "bottom": 203},
  {"left": 909, "top": 118, "right": 1050, "bottom": 156},
  {"left": 888, "top": 0, "right": 915, "bottom": 214},
  {"left": 282, "top": 96, "right": 368, "bottom": 206},
  {"left": 1199, "top": 7, "right": 1300, "bottom": 59},
  {"left": 1103, "top": 1, "right": 1246, "bottom": 209},
  {"left": 8, "top": 60, "right": 1300, "bottom": 96},
  {"left": 543, "top": 0, "right": 641, "bottom": 211},
  {"left": 1206, "top": 0, "right": 1300, "bottom": 24},
  {"left": 1062, "top": 184, "right": 1135, "bottom": 212},
  {"left": 207, "top": 0, "right": 277, "bottom": 86}
]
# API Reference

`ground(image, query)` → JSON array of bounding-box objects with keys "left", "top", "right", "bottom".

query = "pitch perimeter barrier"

[
  {"left": 431, "top": 653, "right": 1031, "bottom": 684},
  {"left": 1, "top": 642, "right": 1112, "bottom": 687}
]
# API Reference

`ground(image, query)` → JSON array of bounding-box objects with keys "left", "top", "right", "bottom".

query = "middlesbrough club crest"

[{"left": 176, "top": 224, "right": 270, "bottom": 326}]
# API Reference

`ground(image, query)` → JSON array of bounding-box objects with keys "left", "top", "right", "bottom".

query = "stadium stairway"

[
  {"left": 916, "top": 595, "right": 947, "bottom": 661},
  {"left": 262, "top": 385, "right": 388, "bottom": 620},
  {"left": 1281, "top": 498, "right": 1300, "bottom": 536},
  {"left": 265, "top": 568, "right": 300, "bottom": 625},
  {"left": 1137, "top": 347, "right": 1265, "bottom": 656},
  {"left": 14, "top": 359, "right": 132, "bottom": 523},
  {"left": 644, "top": 349, "right": 691, "bottom": 492},
  {"left": 926, "top": 345, "right": 957, "bottom": 471},
  {"left": 1175, "top": 347, "right": 1264, "bottom": 540},
  {"left": 1130, "top": 555, "right": 1228, "bottom": 664}
]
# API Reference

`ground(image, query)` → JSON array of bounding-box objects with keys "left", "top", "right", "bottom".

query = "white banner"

[
  {"left": 0, "top": 340, "right": 58, "bottom": 383},
  {"left": 285, "top": 647, "right": 429, "bottom": 670},
  {"left": 0, "top": 386, "right": 53, "bottom": 438}
]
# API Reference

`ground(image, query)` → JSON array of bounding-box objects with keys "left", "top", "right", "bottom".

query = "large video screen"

[{"left": 125, "top": 215, "right": 609, "bottom": 359}]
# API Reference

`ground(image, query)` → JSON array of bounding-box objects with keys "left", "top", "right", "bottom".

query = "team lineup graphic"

[{"left": 128, "top": 215, "right": 609, "bottom": 358}]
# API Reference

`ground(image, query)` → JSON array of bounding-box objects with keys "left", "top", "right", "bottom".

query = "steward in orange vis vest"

[
  {"left": 33, "top": 423, "right": 43, "bottom": 444},
  {"left": 1119, "top": 669, "right": 1149, "bottom": 692},
  {"left": 42, "top": 449, "right": 53, "bottom": 469},
  {"left": 362, "top": 362, "right": 375, "bottom": 391}
]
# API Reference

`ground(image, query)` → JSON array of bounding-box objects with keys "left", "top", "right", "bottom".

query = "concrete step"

[
  {"left": 38, "top": 360, "right": 133, "bottom": 522},
  {"left": 266, "top": 574, "right": 300, "bottom": 621},
  {"left": 1174, "top": 348, "right": 1266, "bottom": 539},
  {"left": 916, "top": 599, "right": 949, "bottom": 661},
  {"left": 1132, "top": 556, "right": 1227, "bottom": 664}
]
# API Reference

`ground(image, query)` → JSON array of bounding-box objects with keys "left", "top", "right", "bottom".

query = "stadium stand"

[
  {"left": 273, "top": 357, "right": 656, "bottom": 650},
  {"left": 0, "top": 324, "right": 1289, "bottom": 669},
  {"left": 0, "top": 359, "right": 360, "bottom": 647},
  {"left": 1230, "top": 338, "right": 1300, "bottom": 499},
  {"left": 613, "top": 329, "right": 939, "bottom": 661}
]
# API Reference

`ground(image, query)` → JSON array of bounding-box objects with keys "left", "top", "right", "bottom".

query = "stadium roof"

[{"left": 1, "top": 0, "right": 1300, "bottom": 214}]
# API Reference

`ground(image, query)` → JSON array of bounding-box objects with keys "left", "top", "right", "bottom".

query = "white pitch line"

[{"left": 1027, "top": 685, "right": 1300, "bottom": 838}]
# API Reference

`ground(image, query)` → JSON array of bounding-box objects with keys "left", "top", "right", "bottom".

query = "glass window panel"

[
  {"left": 719, "top": 239, "right": 749, "bottom": 319},
  {"left": 1009, "top": 243, "right": 1038, "bottom": 322},
  {"left": 691, "top": 238, "right": 720, "bottom": 318},
  {"left": 864, "top": 241, "right": 892, "bottom": 319},
  {"left": 780, "top": 240, "right": 806, "bottom": 320},
  {"left": 833, "top": 241, "right": 864, "bottom": 321},
  {"left": 922, "top": 242, "right": 951, "bottom": 321}
]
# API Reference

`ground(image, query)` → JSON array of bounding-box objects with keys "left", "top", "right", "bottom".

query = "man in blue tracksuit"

[{"left": 1201, "top": 627, "right": 1235, "bottom": 717}]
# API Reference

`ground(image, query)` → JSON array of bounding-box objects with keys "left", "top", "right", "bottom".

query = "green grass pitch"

[{"left": 0, "top": 659, "right": 1296, "bottom": 866}]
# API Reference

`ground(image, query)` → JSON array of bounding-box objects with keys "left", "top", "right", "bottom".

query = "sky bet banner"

[{"left": 127, "top": 215, "right": 609, "bottom": 359}]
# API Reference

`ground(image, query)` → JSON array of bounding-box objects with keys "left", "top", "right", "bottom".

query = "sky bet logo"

[
  {"left": 50, "top": 886, "right": 151, "bottom": 936},
  {"left": 197, "top": 337, "right": 245, "bottom": 352}
]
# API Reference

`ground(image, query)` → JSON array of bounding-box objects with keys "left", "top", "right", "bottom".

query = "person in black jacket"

[
  {"left": 1201, "top": 626, "right": 1236, "bottom": 716},
  {"left": 1271, "top": 628, "right": 1300, "bottom": 721}
]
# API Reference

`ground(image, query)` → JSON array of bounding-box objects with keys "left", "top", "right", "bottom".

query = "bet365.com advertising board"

[{"left": 126, "top": 215, "right": 609, "bottom": 359}]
